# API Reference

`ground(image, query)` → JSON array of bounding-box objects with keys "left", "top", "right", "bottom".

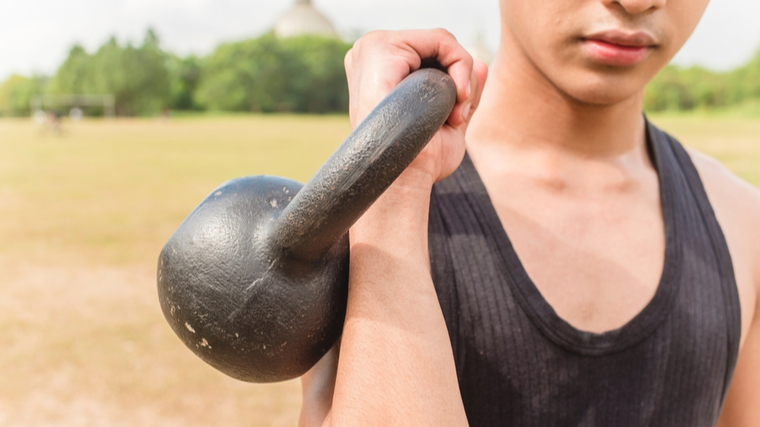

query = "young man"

[{"left": 300, "top": 0, "right": 760, "bottom": 425}]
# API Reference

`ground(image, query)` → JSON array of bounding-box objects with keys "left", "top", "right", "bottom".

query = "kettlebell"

[{"left": 157, "top": 68, "right": 457, "bottom": 383}]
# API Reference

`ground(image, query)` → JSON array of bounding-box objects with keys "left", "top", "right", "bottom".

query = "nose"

[{"left": 609, "top": 0, "right": 666, "bottom": 15}]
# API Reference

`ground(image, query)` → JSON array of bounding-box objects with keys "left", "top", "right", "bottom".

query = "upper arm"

[
  {"left": 717, "top": 205, "right": 760, "bottom": 426},
  {"left": 299, "top": 341, "right": 340, "bottom": 427},
  {"left": 687, "top": 148, "right": 760, "bottom": 426},
  {"left": 718, "top": 312, "right": 760, "bottom": 427}
]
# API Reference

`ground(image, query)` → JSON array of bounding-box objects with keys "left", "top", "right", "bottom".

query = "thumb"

[
  {"left": 463, "top": 59, "right": 489, "bottom": 125},
  {"left": 448, "top": 59, "right": 489, "bottom": 128}
]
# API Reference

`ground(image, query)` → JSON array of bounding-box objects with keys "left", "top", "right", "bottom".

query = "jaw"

[
  {"left": 465, "top": 32, "right": 649, "bottom": 157},
  {"left": 488, "top": 25, "right": 649, "bottom": 114}
]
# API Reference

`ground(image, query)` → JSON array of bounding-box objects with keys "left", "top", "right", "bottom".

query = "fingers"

[
  {"left": 344, "top": 29, "right": 479, "bottom": 128},
  {"left": 392, "top": 29, "right": 474, "bottom": 104}
]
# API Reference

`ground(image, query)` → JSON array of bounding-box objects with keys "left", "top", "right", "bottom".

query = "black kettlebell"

[{"left": 157, "top": 68, "right": 457, "bottom": 383}]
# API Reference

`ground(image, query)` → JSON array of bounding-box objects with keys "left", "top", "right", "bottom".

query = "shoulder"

[
  {"left": 651, "top": 122, "right": 759, "bottom": 245},
  {"left": 686, "top": 147, "right": 760, "bottom": 237},
  {"left": 685, "top": 147, "right": 760, "bottom": 344}
]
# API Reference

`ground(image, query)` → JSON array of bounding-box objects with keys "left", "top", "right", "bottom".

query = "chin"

[{"left": 552, "top": 71, "right": 648, "bottom": 107}]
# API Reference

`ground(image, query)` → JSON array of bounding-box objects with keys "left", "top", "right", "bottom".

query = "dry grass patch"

[{"left": 0, "top": 116, "right": 350, "bottom": 426}]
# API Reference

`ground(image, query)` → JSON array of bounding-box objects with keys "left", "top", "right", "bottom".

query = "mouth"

[{"left": 581, "top": 29, "right": 657, "bottom": 67}]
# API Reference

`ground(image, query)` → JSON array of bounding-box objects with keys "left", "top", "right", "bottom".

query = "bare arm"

[
  {"left": 299, "top": 342, "right": 339, "bottom": 427},
  {"left": 717, "top": 231, "right": 760, "bottom": 427},
  {"left": 688, "top": 149, "right": 760, "bottom": 426},
  {"left": 299, "top": 29, "right": 488, "bottom": 427},
  {"left": 330, "top": 172, "right": 468, "bottom": 426},
  {"left": 718, "top": 310, "right": 760, "bottom": 427}
]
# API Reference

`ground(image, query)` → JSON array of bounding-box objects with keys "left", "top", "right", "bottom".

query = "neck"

[{"left": 467, "top": 31, "right": 646, "bottom": 158}]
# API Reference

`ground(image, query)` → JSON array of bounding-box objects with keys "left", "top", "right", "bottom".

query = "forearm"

[{"left": 328, "top": 170, "right": 468, "bottom": 427}]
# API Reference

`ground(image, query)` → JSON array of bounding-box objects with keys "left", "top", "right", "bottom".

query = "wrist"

[
  {"left": 391, "top": 160, "right": 438, "bottom": 194},
  {"left": 349, "top": 167, "right": 433, "bottom": 254}
]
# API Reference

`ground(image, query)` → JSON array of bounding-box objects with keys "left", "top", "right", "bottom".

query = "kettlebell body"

[
  {"left": 158, "top": 176, "right": 348, "bottom": 382},
  {"left": 157, "top": 68, "right": 457, "bottom": 383}
]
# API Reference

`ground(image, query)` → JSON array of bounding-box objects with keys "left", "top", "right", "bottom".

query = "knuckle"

[
  {"left": 351, "top": 30, "right": 392, "bottom": 58},
  {"left": 432, "top": 28, "right": 456, "bottom": 41},
  {"left": 463, "top": 51, "right": 475, "bottom": 66},
  {"left": 361, "top": 30, "right": 387, "bottom": 45}
]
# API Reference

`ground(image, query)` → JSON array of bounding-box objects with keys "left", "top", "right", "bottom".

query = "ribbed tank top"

[{"left": 428, "top": 121, "right": 741, "bottom": 426}]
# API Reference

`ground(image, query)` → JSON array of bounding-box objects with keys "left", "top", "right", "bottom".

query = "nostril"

[{"left": 611, "top": 0, "right": 664, "bottom": 15}]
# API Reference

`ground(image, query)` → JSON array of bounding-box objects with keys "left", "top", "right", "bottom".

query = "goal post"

[{"left": 30, "top": 94, "right": 115, "bottom": 118}]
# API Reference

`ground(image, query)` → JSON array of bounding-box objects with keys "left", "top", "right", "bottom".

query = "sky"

[{"left": 1, "top": 0, "right": 759, "bottom": 82}]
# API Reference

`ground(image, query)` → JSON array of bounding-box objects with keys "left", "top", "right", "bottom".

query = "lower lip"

[{"left": 583, "top": 39, "right": 650, "bottom": 67}]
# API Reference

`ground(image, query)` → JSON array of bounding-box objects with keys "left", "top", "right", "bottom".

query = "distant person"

[
  {"left": 300, "top": 0, "right": 760, "bottom": 426},
  {"left": 45, "top": 111, "right": 62, "bottom": 135}
]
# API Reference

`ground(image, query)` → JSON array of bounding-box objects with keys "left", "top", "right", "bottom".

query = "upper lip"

[{"left": 583, "top": 29, "right": 657, "bottom": 48}]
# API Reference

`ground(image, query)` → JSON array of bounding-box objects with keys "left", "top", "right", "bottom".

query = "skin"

[{"left": 300, "top": 0, "right": 760, "bottom": 425}]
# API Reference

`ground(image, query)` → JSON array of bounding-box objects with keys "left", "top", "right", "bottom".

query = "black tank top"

[{"left": 428, "top": 121, "right": 741, "bottom": 426}]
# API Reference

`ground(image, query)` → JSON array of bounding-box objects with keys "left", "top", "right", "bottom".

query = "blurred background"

[{"left": 0, "top": 1, "right": 759, "bottom": 426}]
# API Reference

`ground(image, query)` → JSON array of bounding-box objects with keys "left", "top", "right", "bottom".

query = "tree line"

[
  {"left": 1, "top": 29, "right": 759, "bottom": 116},
  {"left": 0, "top": 30, "right": 351, "bottom": 117},
  {"left": 645, "top": 49, "right": 760, "bottom": 112}
]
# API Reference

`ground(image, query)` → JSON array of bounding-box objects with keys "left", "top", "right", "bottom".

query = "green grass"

[
  {"left": 0, "top": 115, "right": 351, "bottom": 265},
  {"left": 0, "top": 114, "right": 757, "bottom": 426}
]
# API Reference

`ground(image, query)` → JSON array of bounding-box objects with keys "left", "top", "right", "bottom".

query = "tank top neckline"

[{"left": 461, "top": 120, "right": 683, "bottom": 356}]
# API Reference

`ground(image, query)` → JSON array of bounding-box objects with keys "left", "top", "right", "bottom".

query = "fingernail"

[
  {"left": 461, "top": 102, "right": 472, "bottom": 122},
  {"left": 467, "top": 71, "right": 477, "bottom": 99}
]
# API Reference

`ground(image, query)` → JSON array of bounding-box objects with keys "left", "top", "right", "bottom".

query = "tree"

[
  {"left": 729, "top": 48, "right": 760, "bottom": 104},
  {"left": 0, "top": 74, "right": 47, "bottom": 116},
  {"left": 196, "top": 35, "right": 298, "bottom": 112},
  {"left": 196, "top": 34, "right": 350, "bottom": 113},
  {"left": 49, "top": 45, "right": 92, "bottom": 95},
  {"left": 281, "top": 35, "right": 350, "bottom": 113},
  {"left": 645, "top": 45, "right": 760, "bottom": 112},
  {"left": 168, "top": 55, "right": 202, "bottom": 110},
  {"left": 49, "top": 29, "right": 172, "bottom": 116},
  {"left": 645, "top": 66, "right": 693, "bottom": 111}
]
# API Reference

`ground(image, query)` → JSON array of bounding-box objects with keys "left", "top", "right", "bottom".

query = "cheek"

[
  {"left": 661, "top": 0, "right": 710, "bottom": 58},
  {"left": 503, "top": 0, "right": 578, "bottom": 53},
  {"left": 509, "top": 6, "right": 580, "bottom": 74}
]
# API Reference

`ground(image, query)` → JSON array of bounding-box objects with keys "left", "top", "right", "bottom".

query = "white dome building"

[{"left": 274, "top": 0, "right": 339, "bottom": 39}]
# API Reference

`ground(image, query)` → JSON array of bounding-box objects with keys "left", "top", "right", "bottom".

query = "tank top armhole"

[
  {"left": 650, "top": 124, "right": 742, "bottom": 403},
  {"left": 429, "top": 190, "right": 465, "bottom": 372}
]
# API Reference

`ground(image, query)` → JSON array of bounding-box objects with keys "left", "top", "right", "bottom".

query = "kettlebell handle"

[{"left": 268, "top": 68, "right": 457, "bottom": 261}]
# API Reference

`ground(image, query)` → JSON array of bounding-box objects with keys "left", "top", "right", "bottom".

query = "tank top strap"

[{"left": 646, "top": 122, "right": 742, "bottom": 401}]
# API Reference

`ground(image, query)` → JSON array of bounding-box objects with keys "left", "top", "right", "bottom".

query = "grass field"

[{"left": 0, "top": 114, "right": 758, "bottom": 426}]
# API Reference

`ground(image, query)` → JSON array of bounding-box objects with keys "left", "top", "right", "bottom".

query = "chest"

[{"left": 484, "top": 173, "right": 666, "bottom": 334}]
